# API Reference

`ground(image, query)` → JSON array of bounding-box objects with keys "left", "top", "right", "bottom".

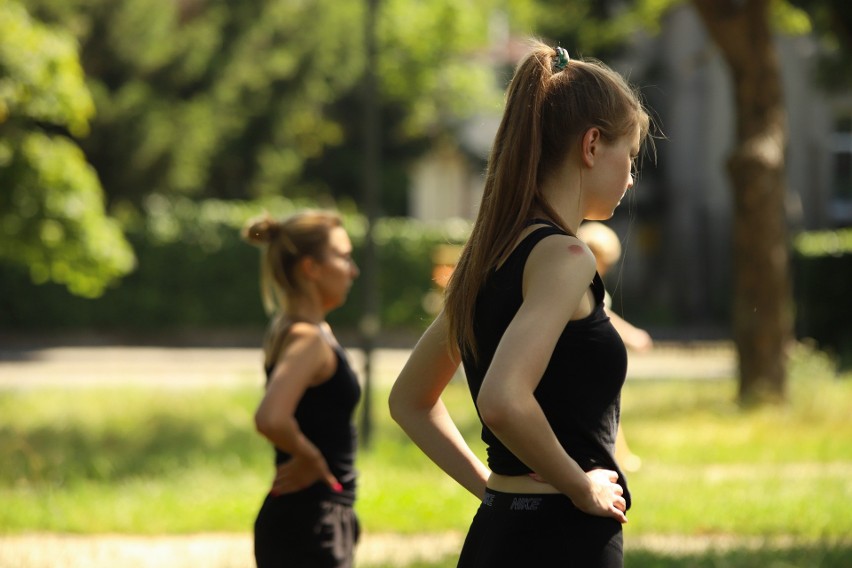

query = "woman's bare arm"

[
  {"left": 254, "top": 323, "right": 339, "bottom": 493},
  {"left": 389, "top": 311, "right": 490, "bottom": 498},
  {"left": 477, "top": 235, "right": 628, "bottom": 522}
]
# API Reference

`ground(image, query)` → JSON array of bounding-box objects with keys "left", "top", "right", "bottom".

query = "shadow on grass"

[
  {"left": 0, "top": 412, "right": 265, "bottom": 486},
  {"left": 364, "top": 541, "right": 852, "bottom": 568},
  {"left": 626, "top": 542, "right": 852, "bottom": 568}
]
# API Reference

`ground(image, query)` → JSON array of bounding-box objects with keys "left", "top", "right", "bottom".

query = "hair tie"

[{"left": 553, "top": 46, "right": 570, "bottom": 72}]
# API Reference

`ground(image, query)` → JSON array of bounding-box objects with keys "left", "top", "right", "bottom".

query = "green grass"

[
  {"left": 372, "top": 542, "right": 852, "bottom": 568},
  {"left": 1, "top": 344, "right": 851, "bottom": 549},
  {"left": 0, "top": 388, "right": 270, "bottom": 533},
  {"left": 617, "top": 347, "right": 852, "bottom": 540}
]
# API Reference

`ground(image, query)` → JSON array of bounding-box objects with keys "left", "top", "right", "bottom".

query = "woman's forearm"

[
  {"left": 479, "top": 391, "right": 592, "bottom": 502},
  {"left": 392, "top": 398, "right": 489, "bottom": 498},
  {"left": 389, "top": 310, "right": 487, "bottom": 497},
  {"left": 257, "top": 414, "right": 322, "bottom": 461}
]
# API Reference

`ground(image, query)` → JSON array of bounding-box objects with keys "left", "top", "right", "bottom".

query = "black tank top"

[
  {"left": 265, "top": 335, "right": 361, "bottom": 505},
  {"left": 461, "top": 221, "right": 631, "bottom": 508}
]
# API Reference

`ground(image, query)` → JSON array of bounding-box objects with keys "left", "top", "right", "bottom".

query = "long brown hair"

[
  {"left": 444, "top": 40, "right": 651, "bottom": 361},
  {"left": 242, "top": 210, "right": 342, "bottom": 367}
]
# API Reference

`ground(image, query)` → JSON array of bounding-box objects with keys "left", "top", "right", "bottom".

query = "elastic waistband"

[
  {"left": 481, "top": 488, "right": 574, "bottom": 513},
  {"left": 268, "top": 483, "right": 355, "bottom": 507}
]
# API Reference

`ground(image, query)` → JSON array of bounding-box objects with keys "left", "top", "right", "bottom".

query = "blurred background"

[
  {"left": 2, "top": 0, "right": 850, "bottom": 369},
  {"left": 1, "top": 1, "right": 852, "bottom": 566}
]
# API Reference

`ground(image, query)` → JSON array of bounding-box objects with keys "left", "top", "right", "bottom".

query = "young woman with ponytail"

[
  {"left": 242, "top": 211, "right": 361, "bottom": 568},
  {"left": 389, "top": 40, "right": 651, "bottom": 567}
]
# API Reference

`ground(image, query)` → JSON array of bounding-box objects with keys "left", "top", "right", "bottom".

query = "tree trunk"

[{"left": 692, "top": 0, "right": 793, "bottom": 404}]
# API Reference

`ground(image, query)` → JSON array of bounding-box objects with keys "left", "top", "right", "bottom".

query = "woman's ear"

[
  {"left": 581, "top": 127, "right": 601, "bottom": 168},
  {"left": 299, "top": 256, "right": 320, "bottom": 282}
]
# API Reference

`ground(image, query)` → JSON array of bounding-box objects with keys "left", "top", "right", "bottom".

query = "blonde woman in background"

[
  {"left": 242, "top": 211, "right": 361, "bottom": 568},
  {"left": 577, "top": 221, "right": 652, "bottom": 472}
]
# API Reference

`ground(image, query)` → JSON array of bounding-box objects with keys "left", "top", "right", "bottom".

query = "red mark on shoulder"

[{"left": 568, "top": 244, "right": 584, "bottom": 254}]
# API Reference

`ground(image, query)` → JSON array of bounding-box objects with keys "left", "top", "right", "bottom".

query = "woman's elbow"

[
  {"left": 254, "top": 409, "right": 286, "bottom": 440},
  {"left": 254, "top": 411, "right": 271, "bottom": 437},
  {"left": 476, "top": 389, "right": 517, "bottom": 433},
  {"left": 387, "top": 386, "right": 409, "bottom": 426},
  {"left": 388, "top": 383, "right": 432, "bottom": 429}
]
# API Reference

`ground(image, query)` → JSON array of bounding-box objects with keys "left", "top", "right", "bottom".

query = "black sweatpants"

[
  {"left": 254, "top": 492, "right": 359, "bottom": 568},
  {"left": 457, "top": 489, "right": 623, "bottom": 568}
]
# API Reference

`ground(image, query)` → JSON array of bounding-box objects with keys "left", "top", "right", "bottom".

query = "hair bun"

[{"left": 242, "top": 215, "right": 280, "bottom": 245}]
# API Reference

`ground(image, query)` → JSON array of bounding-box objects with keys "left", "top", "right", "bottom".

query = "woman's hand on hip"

[
  {"left": 270, "top": 454, "right": 342, "bottom": 496},
  {"left": 576, "top": 469, "right": 628, "bottom": 524}
]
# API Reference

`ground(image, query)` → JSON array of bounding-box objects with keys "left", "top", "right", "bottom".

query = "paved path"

[
  {"left": 0, "top": 532, "right": 465, "bottom": 568},
  {"left": 0, "top": 342, "right": 736, "bottom": 389},
  {"left": 0, "top": 531, "right": 842, "bottom": 568}
]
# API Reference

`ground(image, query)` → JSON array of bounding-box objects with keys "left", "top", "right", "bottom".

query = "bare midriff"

[{"left": 487, "top": 472, "right": 562, "bottom": 494}]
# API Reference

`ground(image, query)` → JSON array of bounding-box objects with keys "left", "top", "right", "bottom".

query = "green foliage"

[
  {"left": 0, "top": 0, "right": 134, "bottom": 297},
  {"left": 8, "top": 0, "right": 846, "bottom": 309},
  {"left": 794, "top": 227, "right": 852, "bottom": 256},
  {"left": 772, "top": 0, "right": 814, "bottom": 34},
  {"left": 793, "top": 228, "right": 852, "bottom": 370},
  {"left": 528, "top": 0, "right": 837, "bottom": 70},
  {"left": 531, "top": 0, "right": 681, "bottom": 56},
  {"left": 378, "top": 0, "right": 511, "bottom": 136},
  {"left": 0, "top": 0, "right": 93, "bottom": 134},
  {"left": 0, "top": 197, "right": 470, "bottom": 332},
  {"left": 787, "top": 0, "right": 852, "bottom": 90},
  {"left": 336, "top": 215, "right": 471, "bottom": 330},
  {"left": 22, "top": 0, "right": 519, "bottom": 212},
  {"left": 0, "top": 133, "right": 135, "bottom": 297},
  {"left": 25, "top": 0, "right": 366, "bottom": 204}
]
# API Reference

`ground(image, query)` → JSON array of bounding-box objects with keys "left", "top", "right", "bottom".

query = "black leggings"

[
  {"left": 457, "top": 489, "right": 623, "bottom": 568},
  {"left": 254, "top": 492, "right": 359, "bottom": 568}
]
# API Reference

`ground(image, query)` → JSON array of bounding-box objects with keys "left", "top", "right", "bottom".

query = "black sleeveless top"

[
  {"left": 265, "top": 335, "right": 361, "bottom": 505},
  {"left": 460, "top": 222, "right": 631, "bottom": 508}
]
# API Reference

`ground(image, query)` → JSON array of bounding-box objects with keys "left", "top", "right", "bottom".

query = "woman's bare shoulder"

[{"left": 526, "top": 233, "right": 596, "bottom": 280}]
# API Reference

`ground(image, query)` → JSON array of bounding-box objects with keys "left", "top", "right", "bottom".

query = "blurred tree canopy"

[
  {"left": 21, "top": 0, "right": 532, "bottom": 214},
  {"left": 14, "top": 0, "right": 682, "bottom": 218},
  {"left": 0, "top": 0, "right": 134, "bottom": 297},
  {"left": 2, "top": 0, "right": 533, "bottom": 299},
  {"left": 24, "top": 0, "right": 368, "bottom": 206},
  {"left": 5, "top": 0, "right": 849, "bottom": 305}
]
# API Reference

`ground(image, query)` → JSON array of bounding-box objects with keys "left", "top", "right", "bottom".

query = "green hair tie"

[{"left": 553, "top": 46, "right": 570, "bottom": 72}]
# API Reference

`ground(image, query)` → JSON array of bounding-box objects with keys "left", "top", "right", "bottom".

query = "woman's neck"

[
  {"left": 538, "top": 168, "right": 585, "bottom": 235},
  {"left": 285, "top": 294, "right": 326, "bottom": 324}
]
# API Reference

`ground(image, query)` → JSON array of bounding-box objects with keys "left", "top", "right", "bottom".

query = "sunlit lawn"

[
  {"left": 1, "top": 344, "right": 851, "bottom": 562},
  {"left": 372, "top": 543, "right": 852, "bottom": 568}
]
